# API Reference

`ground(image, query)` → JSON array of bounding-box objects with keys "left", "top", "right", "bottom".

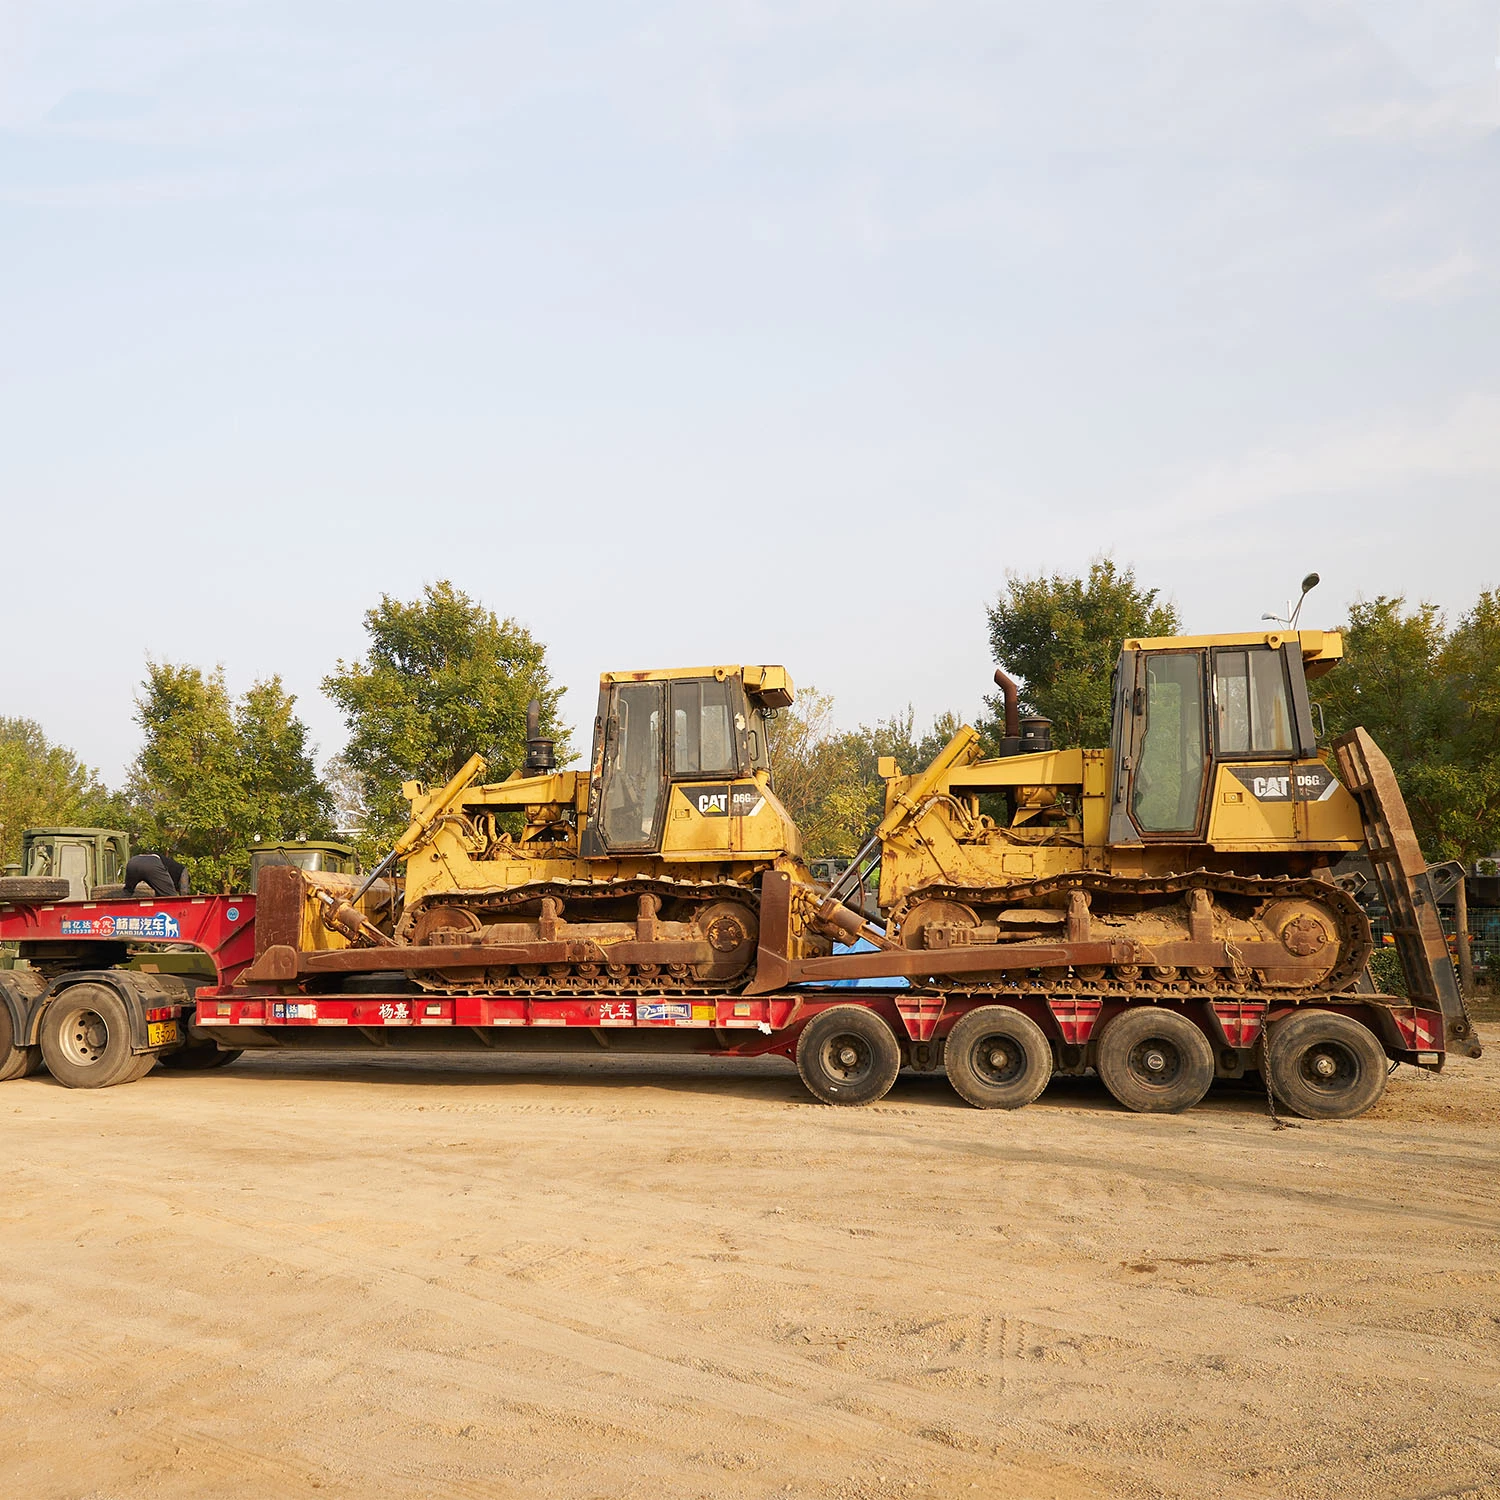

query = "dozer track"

[
  {"left": 888, "top": 869, "right": 1372, "bottom": 1000},
  {"left": 397, "top": 877, "right": 763, "bottom": 996}
]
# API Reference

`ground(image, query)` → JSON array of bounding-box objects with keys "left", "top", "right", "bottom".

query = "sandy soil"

[{"left": 3, "top": 1028, "right": 1499, "bottom": 1500}]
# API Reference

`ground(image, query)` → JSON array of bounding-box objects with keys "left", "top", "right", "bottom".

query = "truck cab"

[
  {"left": 8, "top": 828, "right": 131, "bottom": 900},
  {"left": 247, "top": 841, "right": 359, "bottom": 893}
]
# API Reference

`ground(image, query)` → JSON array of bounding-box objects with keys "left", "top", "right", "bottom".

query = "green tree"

[
  {"left": 127, "top": 664, "right": 333, "bottom": 891},
  {"left": 767, "top": 689, "right": 870, "bottom": 859},
  {"left": 1313, "top": 593, "right": 1500, "bottom": 864},
  {"left": 984, "top": 558, "right": 1180, "bottom": 749},
  {"left": 768, "top": 692, "right": 965, "bottom": 860},
  {"left": 322, "top": 581, "right": 570, "bottom": 852},
  {"left": 0, "top": 719, "right": 117, "bottom": 869}
]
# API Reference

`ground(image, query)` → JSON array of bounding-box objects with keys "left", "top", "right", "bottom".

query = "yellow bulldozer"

[
  {"left": 819, "top": 628, "right": 1371, "bottom": 997},
  {"left": 290, "top": 631, "right": 1474, "bottom": 1066},
  {"left": 310, "top": 664, "right": 836, "bottom": 991}
]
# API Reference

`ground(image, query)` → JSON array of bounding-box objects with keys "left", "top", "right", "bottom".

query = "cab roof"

[
  {"left": 23, "top": 827, "right": 129, "bottom": 839},
  {"left": 1121, "top": 629, "right": 1344, "bottom": 678},
  {"left": 598, "top": 665, "right": 794, "bottom": 706}
]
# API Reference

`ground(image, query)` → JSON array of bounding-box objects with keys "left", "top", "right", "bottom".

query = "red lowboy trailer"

[{"left": 0, "top": 878, "right": 1453, "bottom": 1118}]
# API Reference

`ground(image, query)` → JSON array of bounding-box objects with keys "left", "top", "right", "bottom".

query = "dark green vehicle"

[
  {"left": 247, "top": 840, "right": 358, "bottom": 893},
  {"left": 0, "top": 828, "right": 131, "bottom": 903},
  {"left": 1, "top": 831, "right": 358, "bottom": 904}
]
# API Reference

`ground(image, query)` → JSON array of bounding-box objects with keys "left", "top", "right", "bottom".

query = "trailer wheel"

[
  {"left": 796, "top": 1006, "right": 902, "bottom": 1106},
  {"left": 39, "top": 984, "right": 146, "bottom": 1089},
  {"left": 943, "top": 1005, "right": 1052, "bottom": 1109},
  {"left": 0, "top": 876, "right": 72, "bottom": 903},
  {"left": 1095, "top": 1008, "right": 1214, "bottom": 1114},
  {"left": 1266, "top": 1010, "right": 1388, "bottom": 1120},
  {"left": 0, "top": 1004, "right": 42, "bottom": 1082}
]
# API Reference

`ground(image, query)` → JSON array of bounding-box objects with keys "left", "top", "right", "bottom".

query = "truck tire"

[
  {"left": 159, "top": 1040, "right": 243, "bottom": 1071},
  {"left": 0, "top": 876, "right": 72, "bottom": 903},
  {"left": 0, "top": 1004, "right": 42, "bottom": 1082},
  {"left": 90, "top": 885, "right": 127, "bottom": 900},
  {"left": 943, "top": 1005, "right": 1052, "bottom": 1109},
  {"left": 796, "top": 1005, "right": 902, "bottom": 1106},
  {"left": 38, "top": 983, "right": 147, "bottom": 1089},
  {"left": 1095, "top": 1007, "right": 1214, "bottom": 1114},
  {"left": 123, "top": 1052, "right": 158, "bottom": 1083},
  {"left": 1266, "top": 1010, "right": 1388, "bottom": 1120}
]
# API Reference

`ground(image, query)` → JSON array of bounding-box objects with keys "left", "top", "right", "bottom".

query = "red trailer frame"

[{"left": 0, "top": 884, "right": 1450, "bottom": 1118}]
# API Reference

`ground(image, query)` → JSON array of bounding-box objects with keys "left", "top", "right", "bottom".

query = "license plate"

[{"left": 147, "top": 1020, "right": 181, "bottom": 1048}]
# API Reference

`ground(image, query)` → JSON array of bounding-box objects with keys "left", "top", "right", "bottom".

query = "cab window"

[
  {"left": 1214, "top": 648, "right": 1294, "bottom": 754},
  {"left": 1132, "top": 652, "right": 1207, "bottom": 833},
  {"left": 601, "top": 682, "right": 665, "bottom": 847},
  {"left": 671, "top": 679, "right": 737, "bottom": 777}
]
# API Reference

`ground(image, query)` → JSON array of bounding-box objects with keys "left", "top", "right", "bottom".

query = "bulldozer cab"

[
  {"left": 1107, "top": 630, "right": 1345, "bottom": 848},
  {"left": 580, "top": 666, "right": 794, "bottom": 859}
]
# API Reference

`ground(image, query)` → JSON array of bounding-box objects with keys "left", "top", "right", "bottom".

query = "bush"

[{"left": 1366, "top": 945, "right": 1408, "bottom": 997}]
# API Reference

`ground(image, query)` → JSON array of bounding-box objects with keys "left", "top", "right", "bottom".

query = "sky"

[{"left": 2, "top": 1, "right": 1497, "bottom": 784}]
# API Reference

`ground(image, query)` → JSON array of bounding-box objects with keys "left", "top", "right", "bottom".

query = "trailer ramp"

[{"left": 1333, "top": 728, "right": 1481, "bottom": 1060}]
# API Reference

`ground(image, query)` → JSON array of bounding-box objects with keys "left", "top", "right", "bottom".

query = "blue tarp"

[{"left": 816, "top": 936, "right": 909, "bottom": 989}]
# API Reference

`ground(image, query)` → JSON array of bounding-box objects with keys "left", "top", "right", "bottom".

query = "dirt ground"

[{"left": 3, "top": 1027, "right": 1499, "bottom": 1500}]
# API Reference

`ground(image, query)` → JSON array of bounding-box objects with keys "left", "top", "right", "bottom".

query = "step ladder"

[{"left": 1332, "top": 728, "right": 1481, "bottom": 1059}]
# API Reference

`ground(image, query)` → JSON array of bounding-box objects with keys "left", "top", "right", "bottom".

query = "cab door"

[
  {"left": 582, "top": 681, "right": 668, "bottom": 856},
  {"left": 1108, "top": 649, "right": 1213, "bottom": 845}
]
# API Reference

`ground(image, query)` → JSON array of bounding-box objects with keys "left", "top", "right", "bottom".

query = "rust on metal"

[{"left": 1333, "top": 728, "right": 1480, "bottom": 1058}]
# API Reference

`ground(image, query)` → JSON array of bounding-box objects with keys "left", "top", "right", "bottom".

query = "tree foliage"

[
  {"left": 1313, "top": 593, "right": 1500, "bottom": 864},
  {"left": 323, "top": 581, "right": 570, "bottom": 852},
  {"left": 985, "top": 558, "right": 1180, "bottom": 749},
  {"left": 127, "top": 663, "right": 333, "bottom": 892},
  {"left": 0, "top": 719, "right": 115, "bottom": 870},
  {"left": 768, "top": 690, "right": 962, "bottom": 859}
]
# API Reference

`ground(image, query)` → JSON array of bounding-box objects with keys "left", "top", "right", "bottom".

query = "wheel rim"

[
  {"left": 972, "top": 1032, "right": 1025, "bottom": 1087},
  {"left": 1124, "top": 1035, "right": 1183, "bottom": 1090},
  {"left": 819, "top": 1032, "right": 874, "bottom": 1087},
  {"left": 1296, "top": 1040, "right": 1360, "bottom": 1097},
  {"left": 57, "top": 1006, "right": 110, "bottom": 1066}
]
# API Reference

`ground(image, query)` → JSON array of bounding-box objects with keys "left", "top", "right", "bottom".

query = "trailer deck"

[{"left": 0, "top": 883, "right": 1452, "bottom": 1117}]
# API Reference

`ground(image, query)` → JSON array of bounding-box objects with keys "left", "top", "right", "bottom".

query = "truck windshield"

[{"left": 1132, "top": 652, "right": 1207, "bottom": 834}]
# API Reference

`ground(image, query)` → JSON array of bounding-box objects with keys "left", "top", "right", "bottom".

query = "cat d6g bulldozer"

[
  {"left": 330, "top": 665, "right": 832, "bottom": 994},
  {"left": 805, "top": 626, "right": 1478, "bottom": 1058}
]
